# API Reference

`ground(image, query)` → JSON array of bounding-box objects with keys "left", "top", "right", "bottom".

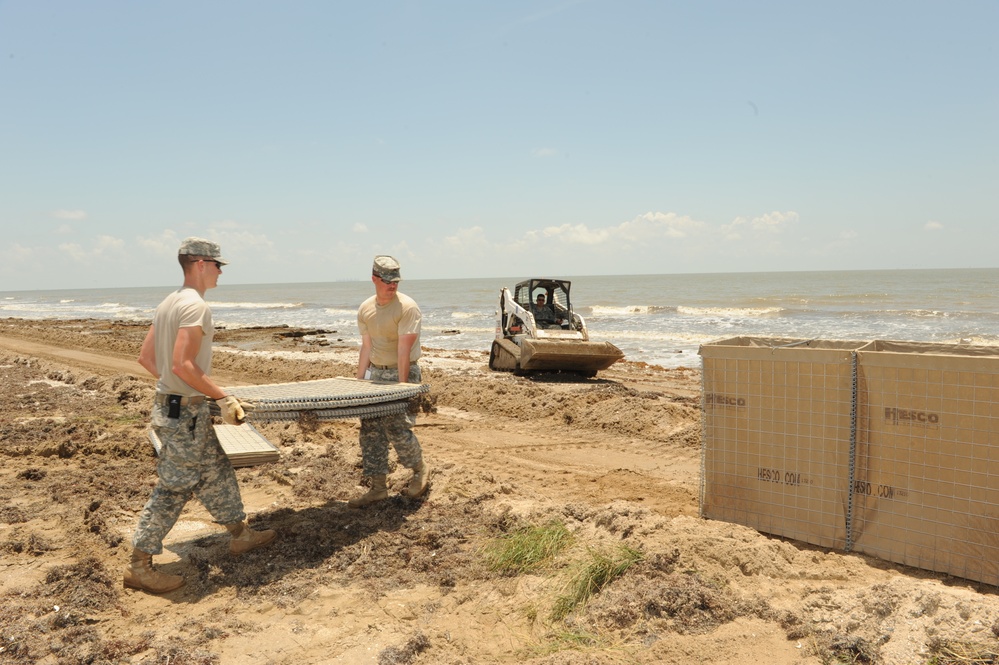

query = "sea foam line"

[{"left": 677, "top": 306, "right": 783, "bottom": 317}]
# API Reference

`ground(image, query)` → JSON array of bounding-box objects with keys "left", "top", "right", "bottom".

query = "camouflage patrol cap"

[
  {"left": 178, "top": 237, "right": 229, "bottom": 265},
  {"left": 372, "top": 255, "right": 401, "bottom": 282}
]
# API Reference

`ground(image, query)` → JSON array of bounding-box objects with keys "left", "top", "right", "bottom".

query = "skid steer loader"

[{"left": 489, "top": 278, "right": 624, "bottom": 377}]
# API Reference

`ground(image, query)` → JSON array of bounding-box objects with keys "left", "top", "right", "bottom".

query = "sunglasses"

[{"left": 199, "top": 259, "right": 223, "bottom": 269}]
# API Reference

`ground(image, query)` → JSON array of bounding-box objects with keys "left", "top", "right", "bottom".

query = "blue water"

[{"left": 3, "top": 268, "right": 999, "bottom": 369}]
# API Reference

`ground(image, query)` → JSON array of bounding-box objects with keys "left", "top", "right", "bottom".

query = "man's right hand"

[{"left": 219, "top": 395, "right": 254, "bottom": 425}]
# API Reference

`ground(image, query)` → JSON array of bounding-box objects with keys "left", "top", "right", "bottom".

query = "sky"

[{"left": 1, "top": 1, "right": 996, "bottom": 291}]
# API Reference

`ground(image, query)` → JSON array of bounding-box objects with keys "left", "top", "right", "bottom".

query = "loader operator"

[{"left": 532, "top": 293, "right": 563, "bottom": 329}]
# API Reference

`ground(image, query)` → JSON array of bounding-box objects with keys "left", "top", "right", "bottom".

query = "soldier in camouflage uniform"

[
  {"left": 531, "top": 292, "right": 562, "bottom": 328},
  {"left": 349, "top": 255, "right": 430, "bottom": 507},
  {"left": 125, "top": 237, "right": 276, "bottom": 594}
]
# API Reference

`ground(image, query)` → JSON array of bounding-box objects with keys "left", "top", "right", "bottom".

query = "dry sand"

[{"left": 1, "top": 318, "right": 998, "bottom": 665}]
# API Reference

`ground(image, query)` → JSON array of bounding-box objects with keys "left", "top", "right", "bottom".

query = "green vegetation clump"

[
  {"left": 483, "top": 520, "right": 574, "bottom": 575},
  {"left": 551, "top": 544, "right": 643, "bottom": 621}
]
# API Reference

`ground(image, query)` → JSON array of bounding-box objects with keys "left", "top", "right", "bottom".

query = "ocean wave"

[
  {"left": 952, "top": 335, "right": 999, "bottom": 346},
  {"left": 427, "top": 324, "right": 494, "bottom": 335},
  {"left": 677, "top": 306, "right": 784, "bottom": 317},
  {"left": 588, "top": 305, "right": 673, "bottom": 316},
  {"left": 900, "top": 309, "right": 949, "bottom": 318},
  {"left": 578, "top": 327, "right": 720, "bottom": 344},
  {"left": 0, "top": 301, "right": 146, "bottom": 315},
  {"left": 212, "top": 301, "right": 305, "bottom": 310},
  {"left": 448, "top": 311, "right": 487, "bottom": 320}
]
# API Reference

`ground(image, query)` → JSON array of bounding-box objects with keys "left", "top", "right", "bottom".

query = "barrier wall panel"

[
  {"left": 699, "top": 337, "right": 865, "bottom": 550},
  {"left": 853, "top": 342, "right": 999, "bottom": 586}
]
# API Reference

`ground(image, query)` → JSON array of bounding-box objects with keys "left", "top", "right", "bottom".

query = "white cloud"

[
  {"left": 444, "top": 226, "right": 489, "bottom": 249},
  {"left": 1, "top": 242, "right": 35, "bottom": 262},
  {"left": 722, "top": 211, "right": 799, "bottom": 239},
  {"left": 532, "top": 147, "right": 557, "bottom": 158},
  {"left": 615, "top": 212, "right": 704, "bottom": 241},
  {"left": 95, "top": 235, "right": 125, "bottom": 252},
  {"left": 925, "top": 220, "right": 944, "bottom": 231},
  {"left": 58, "top": 242, "right": 87, "bottom": 262},
  {"left": 527, "top": 223, "right": 609, "bottom": 246},
  {"left": 58, "top": 235, "right": 126, "bottom": 263},
  {"left": 55, "top": 224, "right": 75, "bottom": 235},
  {"left": 519, "top": 212, "right": 706, "bottom": 249},
  {"left": 52, "top": 209, "right": 87, "bottom": 220},
  {"left": 422, "top": 210, "right": 810, "bottom": 278},
  {"left": 721, "top": 219, "right": 746, "bottom": 241},
  {"left": 136, "top": 230, "right": 183, "bottom": 257},
  {"left": 0, "top": 243, "right": 37, "bottom": 280},
  {"left": 751, "top": 210, "right": 798, "bottom": 232},
  {"left": 200, "top": 221, "right": 275, "bottom": 259},
  {"left": 353, "top": 223, "right": 368, "bottom": 233}
]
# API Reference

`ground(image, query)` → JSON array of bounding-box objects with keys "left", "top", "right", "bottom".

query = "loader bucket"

[{"left": 519, "top": 339, "right": 624, "bottom": 373}]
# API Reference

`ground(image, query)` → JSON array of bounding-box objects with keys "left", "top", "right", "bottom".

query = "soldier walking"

[
  {"left": 349, "top": 255, "right": 430, "bottom": 507},
  {"left": 125, "top": 237, "right": 275, "bottom": 594}
]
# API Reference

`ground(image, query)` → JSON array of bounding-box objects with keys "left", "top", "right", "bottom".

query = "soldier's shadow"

[{"left": 159, "top": 494, "right": 424, "bottom": 603}]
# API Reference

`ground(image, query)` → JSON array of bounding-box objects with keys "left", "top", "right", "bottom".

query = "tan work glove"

[{"left": 219, "top": 395, "right": 255, "bottom": 425}]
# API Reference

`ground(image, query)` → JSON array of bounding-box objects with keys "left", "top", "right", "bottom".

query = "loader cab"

[{"left": 514, "top": 279, "right": 574, "bottom": 330}]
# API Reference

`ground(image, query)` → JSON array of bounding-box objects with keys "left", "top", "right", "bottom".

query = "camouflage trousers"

[
  {"left": 359, "top": 364, "right": 423, "bottom": 477},
  {"left": 132, "top": 399, "right": 246, "bottom": 555}
]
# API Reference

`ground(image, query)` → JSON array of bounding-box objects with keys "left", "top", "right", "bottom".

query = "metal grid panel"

[
  {"left": 221, "top": 377, "right": 429, "bottom": 412},
  {"left": 250, "top": 400, "right": 412, "bottom": 422}
]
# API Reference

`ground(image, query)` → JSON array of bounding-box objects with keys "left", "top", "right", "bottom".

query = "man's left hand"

[{"left": 219, "top": 395, "right": 255, "bottom": 425}]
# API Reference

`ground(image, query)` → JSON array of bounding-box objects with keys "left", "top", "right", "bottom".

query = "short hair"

[{"left": 179, "top": 254, "right": 208, "bottom": 272}]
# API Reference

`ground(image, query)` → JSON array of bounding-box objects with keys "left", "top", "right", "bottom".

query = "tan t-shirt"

[
  {"left": 153, "top": 287, "right": 214, "bottom": 396},
  {"left": 357, "top": 292, "right": 422, "bottom": 367}
]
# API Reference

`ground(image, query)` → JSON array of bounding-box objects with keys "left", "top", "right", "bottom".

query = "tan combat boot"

[
  {"left": 123, "top": 547, "right": 185, "bottom": 594},
  {"left": 226, "top": 521, "right": 277, "bottom": 555},
  {"left": 402, "top": 461, "right": 430, "bottom": 499},
  {"left": 347, "top": 474, "right": 389, "bottom": 508}
]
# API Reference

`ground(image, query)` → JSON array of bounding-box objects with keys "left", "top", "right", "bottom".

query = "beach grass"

[
  {"left": 483, "top": 520, "right": 574, "bottom": 575},
  {"left": 550, "top": 544, "right": 643, "bottom": 621}
]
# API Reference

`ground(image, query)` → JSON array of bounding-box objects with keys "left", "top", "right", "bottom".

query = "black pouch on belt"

[{"left": 167, "top": 395, "right": 182, "bottom": 420}]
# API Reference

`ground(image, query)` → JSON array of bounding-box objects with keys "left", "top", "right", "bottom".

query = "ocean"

[{"left": 3, "top": 268, "right": 998, "bottom": 370}]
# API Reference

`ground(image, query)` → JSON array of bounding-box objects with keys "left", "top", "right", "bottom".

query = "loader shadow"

[
  {"left": 159, "top": 494, "right": 425, "bottom": 603},
  {"left": 525, "top": 371, "right": 616, "bottom": 385}
]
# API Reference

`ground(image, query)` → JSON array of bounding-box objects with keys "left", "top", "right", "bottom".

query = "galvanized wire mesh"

[
  {"left": 221, "top": 377, "right": 429, "bottom": 411},
  {"left": 250, "top": 400, "right": 412, "bottom": 422}
]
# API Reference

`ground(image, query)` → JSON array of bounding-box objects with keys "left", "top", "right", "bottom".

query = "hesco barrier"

[
  {"left": 852, "top": 341, "right": 999, "bottom": 586},
  {"left": 698, "top": 337, "right": 867, "bottom": 550},
  {"left": 699, "top": 337, "right": 999, "bottom": 586}
]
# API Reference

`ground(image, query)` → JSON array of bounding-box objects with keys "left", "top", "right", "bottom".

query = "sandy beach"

[{"left": 2, "top": 317, "right": 998, "bottom": 665}]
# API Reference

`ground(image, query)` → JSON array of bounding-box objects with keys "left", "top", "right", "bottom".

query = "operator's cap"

[
  {"left": 178, "top": 237, "right": 229, "bottom": 265},
  {"left": 372, "top": 255, "right": 401, "bottom": 282}
]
